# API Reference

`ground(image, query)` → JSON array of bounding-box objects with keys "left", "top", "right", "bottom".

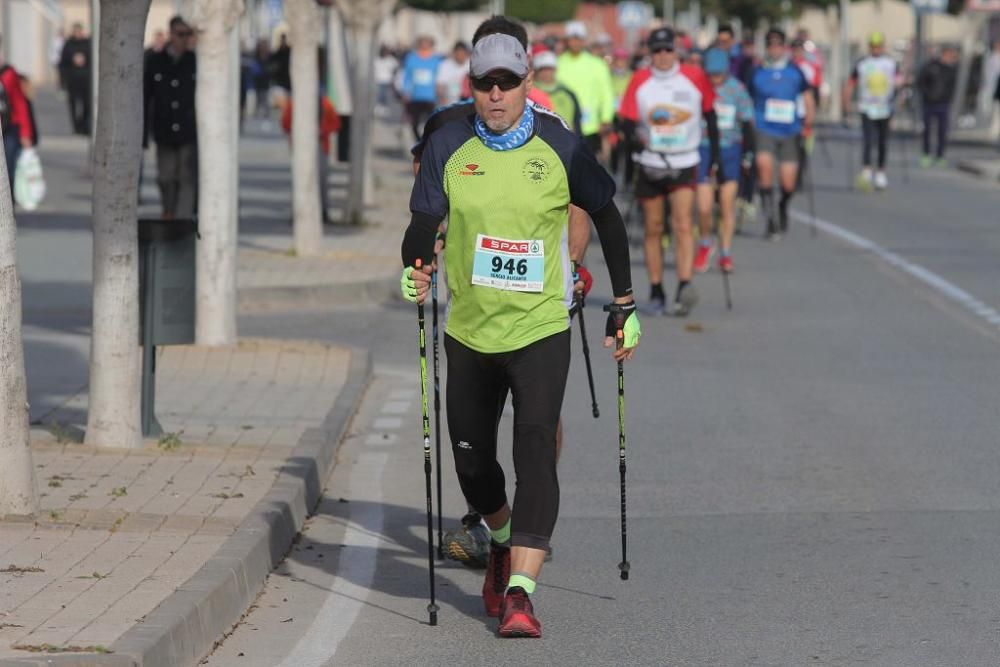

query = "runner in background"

[
  {"left": 791, "top": 38, "right": 821, "bottom": 191},
  {"left": 610, "top": 48, "right": 635, "bottom": 188},
  {"left": 843, "top": 31, "right": 898, "bottom": 191},
  {"left": 532, "top": 51, "right": 582, "bottom": 135},
  {"left": 436, "top": 41, "right": 471, "bottom": 107},
  {"left": 748, "top": 28, "right": 814, "bottom": 240},
  {"left": 557, "top": 21, "right": 616, "bottom": 158},
  {"left": 620, "top": 27, "right": 721, "bottom": 317},
  {"left": 400, "top": 36, "right": 443, "bottom": 141},
  {"left": 694, "top": 48, "right": 754, "bottom": 275}
]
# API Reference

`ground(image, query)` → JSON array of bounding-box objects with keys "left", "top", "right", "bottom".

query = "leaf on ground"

[
  {"left": 11, "top": 644, "right": 112, "bottom": 654},
  {"left": 684, "top": 323, "right": 705, "bottom": 333},
  {"left": 281, "top": 617, "right": 293, "bottom": 623},
  {"left": 0, "top": 565, "right": 44, "bottom": 574}
]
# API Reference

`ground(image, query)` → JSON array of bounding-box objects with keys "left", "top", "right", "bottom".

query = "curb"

[
  {"left": 237, "top": 277, "right": 399, "bottom": 312},
  {"left": 0, "top": 346, "right": 372, "bottom": 667}
]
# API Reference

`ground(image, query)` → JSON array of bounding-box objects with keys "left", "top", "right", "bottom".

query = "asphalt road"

[{"left": 202, "top": 132, "right": 1000, "bottom": 666}]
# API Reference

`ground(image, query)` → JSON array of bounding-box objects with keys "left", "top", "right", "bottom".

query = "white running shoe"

[{"left": 873, "top": 171, "right": 888, "bottom": 190}]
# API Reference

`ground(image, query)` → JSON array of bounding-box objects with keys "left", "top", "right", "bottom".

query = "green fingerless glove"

[
  {"left": 400, "top": 266, "right": 417, "bottom": 303},
  {"left": 604, "top": 301, "right": 641, "bottom": 348},
  {"left": 622, "top": 309, "right": 641, "bottom": 348}
]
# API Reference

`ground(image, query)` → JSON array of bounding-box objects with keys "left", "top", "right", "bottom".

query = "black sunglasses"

[
  {"left": 651, "top": 46, "right": 675, "bottom": 54},
  {"left": 174, "top": 30, "right": 193, "bottom": 38},
  {"left": 470, "top": 74, "right": 524, "bottom": 92}
]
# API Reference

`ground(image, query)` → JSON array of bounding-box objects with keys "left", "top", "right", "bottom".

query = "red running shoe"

[
  {"left": 498, "top": 587, "right": 542, "bottom": 638},
  {"left": 482, "top": 542, "right": 510, "bottom": 617},
  {"left": 693, "top": 242, "right": 715, "bottom": 273},
  {"left": 718, "top": 255, "right": 734, "bottom": 274}
]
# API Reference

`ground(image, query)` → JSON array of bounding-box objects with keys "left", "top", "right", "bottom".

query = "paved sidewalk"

[
  {"left": 0, "top": 339, "right": 358, "bottom": 663},
  {"left": 231, "top": 115, "right": 413, "bottom": 310}
]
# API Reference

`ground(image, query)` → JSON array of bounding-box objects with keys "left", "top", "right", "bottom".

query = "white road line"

[
  {"left": 791, "top": 210, "right": 1000, "bottom": 333},
  {"left": 387, "top": 389, "right": 416, "bottom": 401},
  {"left": 381, "top": 401, "right": 409, "bottom": 414},
  {"left": 365, "top": 433, "right": 398, "bottom": 446},
  {"left": 274, "top": 451, "right": 387, "bottom": 667},
  {"left": 372, "top": 416, "right": 402, "bottom": 430}
]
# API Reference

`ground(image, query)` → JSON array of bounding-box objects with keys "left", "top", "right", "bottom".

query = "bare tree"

[
  {"left": 85, "top": 0, "right": 153, "bottom": 450},
  {"left": 335, "top": 0, "right": 396, "bottom": 226},
  {"left": 286, "top": 0, "right": 324, "bottom": 256},
  {"left": 0, "top": 125, "right": 37, "bottom": 516},
  {"left": 187, "top": 0, "right": 245, "bottom": 345}
]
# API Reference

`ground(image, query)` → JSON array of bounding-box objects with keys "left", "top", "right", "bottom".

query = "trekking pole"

[
  {"left": 721, "top": 264, "right": 733, "bottom": 311},
  {"left": 414, "top": 259, "right": 439, "bottom": 626},
  {"left": 807, "top": 158, "right": 818, "bottom": 238},
  {"left": 602, "top": 304, "right": 630, "bottom": 581},
  {"left": 431, "top": 266, "right": 444, "bottom": 560},
  {"left": 575, "top": 291, "right": 600, "bottom": 418},
  {"left": 715, "top": 211, "right": 733, "bottom": 310}
]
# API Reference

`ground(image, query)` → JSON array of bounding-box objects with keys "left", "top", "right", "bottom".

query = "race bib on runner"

[
  {"left": 715, "top": 103, "right": 736, "bottom": 130},
  {"left": 764, "top": 98, "right": 796, "bottom": 124},
  {"left": 413, "top": 69, "right": 433, "bottom": 86},
  {"left": 471, "top": 235, "right": 545, "bottom": 293},
  {"left": 649, "top": 124, "right": 689, "bottom": 152}
]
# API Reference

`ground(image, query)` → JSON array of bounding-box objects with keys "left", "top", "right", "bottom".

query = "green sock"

[
  {"left": 507, "top": 573, "right": 536, "bottom": 595},
  {"left": 490, "top": 519, "right": 511, "bottom": 545}
]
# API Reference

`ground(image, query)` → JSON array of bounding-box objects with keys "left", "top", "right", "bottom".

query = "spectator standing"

[
  {"left": 917, "top": 45, "right": 958, "bottom": 166},
  {"left": 49, "top": 29, "right": 65, "bottom": 91},
  {"left": 59, "top": 23, "right": 91, "bottom": 136},
  {"left": 144, "top": 16, "right": 198, "bottom": 220},
  {"left": 252, "top": 39, "right": 272, "bottom": 118},
  {"left": 374, "top": 45, "right": 398, "bottom": 117},
  {"left": 0, "top": 37, "right": 36, "bottom": 193},
  {"left": 281, "top": 86, "right": 341, "bottom": 224},
  {"left": 436, "top": 41, "right": 470, "bottom": 107},
  {"left": 400, "top": 36, "right": 443, "bottom": 141},
  {"left": 270, "top": 34, "right": 292, "bottom": 94}
]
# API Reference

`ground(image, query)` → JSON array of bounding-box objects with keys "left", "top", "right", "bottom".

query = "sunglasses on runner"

[
  {"left": 470, "top": 73, "right": 525, "bottom": 92},
  {"left": 651, "top": 46, "right": 674, "bottom": 54}
]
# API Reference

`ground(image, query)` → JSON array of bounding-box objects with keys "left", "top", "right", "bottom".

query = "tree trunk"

[
  {"left": 190, "top": 0, "right": 244, "bottom": 345},
  {"left": 336, "top": 0, "right": 395, "bottom": 226},
  {"left": 85, "top": 0, "right": 152, "bottom": 450},
  {"left": 0, "top": 122, "right": 37, "bottom": 516},
  {"left": 286, "top": 0, "right": 323, "bottom": 256}
]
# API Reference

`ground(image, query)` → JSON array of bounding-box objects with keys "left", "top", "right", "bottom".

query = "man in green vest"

[
  {"left": 557, "top": 20, "right": 615, "bottom": 156},
  {"left": 532, "top": 50, "right": 582, "bottom": 135}
]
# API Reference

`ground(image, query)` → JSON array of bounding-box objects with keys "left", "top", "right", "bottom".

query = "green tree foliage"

[
  {"left": 401, "top": 0, "right": 489, "bottom": 11},
  {"left": 505, "top": 0, "right": 579, "bottom": 23}
]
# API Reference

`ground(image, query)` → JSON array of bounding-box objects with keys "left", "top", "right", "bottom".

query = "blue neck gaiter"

[{"left": 474, "top": 103, "right": 535, "bottom": 151}]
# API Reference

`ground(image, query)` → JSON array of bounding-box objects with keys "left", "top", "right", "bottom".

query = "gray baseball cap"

[{"left": 470, "top": 33, "right": 529, "bottom": 79}]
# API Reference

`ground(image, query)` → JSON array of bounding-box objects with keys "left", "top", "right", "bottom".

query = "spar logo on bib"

[
  {"left": 459, "top": 162, "right": 485, "bottom": 176},
  {"left": 522, "top": 158, "right": 550, "bottom": 183}
]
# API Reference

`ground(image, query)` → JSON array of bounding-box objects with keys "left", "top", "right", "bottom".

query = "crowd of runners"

[{"left": 395, "top": 13, "right": 964, "bottom": 638}]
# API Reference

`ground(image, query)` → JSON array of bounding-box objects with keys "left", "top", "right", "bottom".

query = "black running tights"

[
  {"left": 862, "top": 115, "right": 890, "bottom": 169},
  {"left": 444, "top": 331, "right": 570, "bottom": 551}
]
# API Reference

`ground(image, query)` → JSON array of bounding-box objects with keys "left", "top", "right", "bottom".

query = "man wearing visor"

[
  {"left": 400, "top": 26, "right": 640, "bottom": 638},
  {"left": 619, "top": 27, "right": 721, "bottom": 317}
]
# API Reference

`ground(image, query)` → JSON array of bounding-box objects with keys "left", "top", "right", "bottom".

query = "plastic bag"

[{"left": 14, "top": 147, "right": 45, "bottom": 211}]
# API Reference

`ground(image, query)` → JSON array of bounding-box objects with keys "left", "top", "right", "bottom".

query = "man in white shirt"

[{"left": 436, "top": 41, "right": 471, "bottom": 106}]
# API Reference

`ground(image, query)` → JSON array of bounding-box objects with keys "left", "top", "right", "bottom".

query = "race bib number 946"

[{"left": 471, "top": 234, "right": 545, "bottom": 292}]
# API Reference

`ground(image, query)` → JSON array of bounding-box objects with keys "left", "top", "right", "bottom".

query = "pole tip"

[
  {"left": 429, "top": 611, "right": 438, "bottom": 626},
  {"left": 619, "top": 560, "right": 630, "bottom": 580},
  {"left": 592, "top": 407, "right": 600, "bottom": 419}
]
